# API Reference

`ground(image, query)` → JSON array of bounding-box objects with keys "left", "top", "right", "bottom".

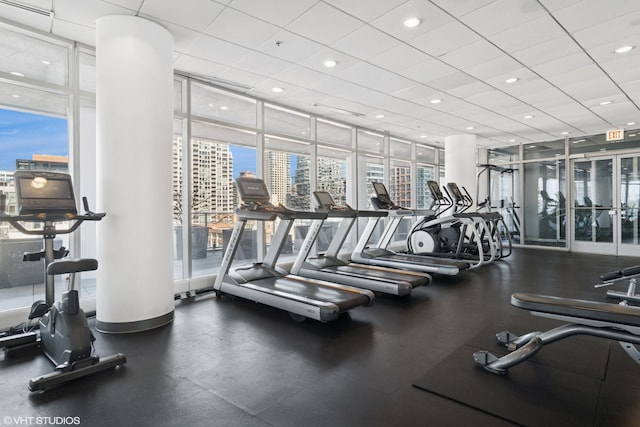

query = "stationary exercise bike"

[{"left": 0, "top": 171, "right": 126, "bottom": 391}]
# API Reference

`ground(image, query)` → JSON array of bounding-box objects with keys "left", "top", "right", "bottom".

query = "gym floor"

[{"left": 1, "top": 248, "right": 639, "bottom": 426}]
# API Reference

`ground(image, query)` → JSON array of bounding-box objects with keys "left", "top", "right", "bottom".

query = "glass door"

[
  {"left": 571, "top": 154, "right": 640, "bottom": 256},
  {"left": 619, "top": 155, "right": 640, "bottom": 256}
]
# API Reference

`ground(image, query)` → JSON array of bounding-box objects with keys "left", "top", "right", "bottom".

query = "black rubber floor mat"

[{"left": 413, "top": 342, "right": 605, "bottom": 427}]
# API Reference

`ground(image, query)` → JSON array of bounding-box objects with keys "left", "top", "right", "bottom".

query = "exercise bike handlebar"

[{"left": 0, "top": 196, "right": 105, "bottom": 237}]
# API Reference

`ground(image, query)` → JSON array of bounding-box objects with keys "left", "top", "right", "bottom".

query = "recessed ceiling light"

[
  {"left": 420, "top": 135, "right": 428, "bottom": 138},
  {"left": 403, "top": 17, "right": 421, "bottom": 28},
  {"left": 599, "top": 100, "right": 612, "bottom": 105},
  {"left": 615, "top": 45, "right": 634, "bottom": 54},
  {"left": 272, "top": 87, "right": 284, "bottom": 93},
  {"left": 208, "top": 103, "right": 214, "bottom": 107},
  {"left": 41, "top": 60, "right": 51, "bottom": 65},
  {"left": 11, "top": 94, "right": 20, "bottom": 98},
  {"left": 430, "top": 99, "right": 442, "bottom": 104},
  {"left": 509, "top": 139, "right": 516, "bottom": 142},
  {"left": 505, "top": 77, "right": 519, "bottom": 84},
  {"left": 626, "top": 122, "right": 636, "bottom": 126},
  {"left": 630, "top": 133, "right": 637, "bottom": 137},
  {"left": 323, "top": 59, "right": 337, "bottom": 68},
  {"left": 466, "top": 126, "right": 475, "bottom": 130},
  {"left": 528, "top": 145, "right": 536, "bottom": 148},
  {"left": 523, "top": 115, "right": 534, "bottom": 119},
  {"left": 220, "top": 106, "right": 229, "bottom": 110},
  {"left": 375, "top": 114, "right": 385, "bottom": 118},
  {"left": 10, "top": 71, "right": 24, "bottom": 77},
  {"left": 561, "top": 131, "right": 570, "bottom": 135}
]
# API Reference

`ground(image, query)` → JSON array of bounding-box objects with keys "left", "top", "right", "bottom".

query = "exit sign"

[{"left": 606, "top": 129, "right": 624, "bottom": 141}]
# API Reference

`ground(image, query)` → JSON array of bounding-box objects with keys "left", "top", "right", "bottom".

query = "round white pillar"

[
  {"left": 95, "top": 16, "right": 175, "bottom": 333},
  {"left": 444, "top": 134, "right": 477, "bottom": 205}
]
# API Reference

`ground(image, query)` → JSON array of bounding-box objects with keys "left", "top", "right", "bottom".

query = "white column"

[
  {"left": 444, "top": 134, "right": 477, "bottom": 204},
  {"left": 95, "top": 16, "right": 175, "bottom": 333}
]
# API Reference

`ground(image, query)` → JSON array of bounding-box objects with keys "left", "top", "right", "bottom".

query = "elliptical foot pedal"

[
  {"left": 28, "top": 352, "right": 127, "bottom": 392},
  {"left": 472, "top": 350, "right": 507, "bottom": 375}
]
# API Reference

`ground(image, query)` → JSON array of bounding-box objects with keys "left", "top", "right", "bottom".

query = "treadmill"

[
  {"left": 351, "top": 182, "right": 470, "bottom": 276},
  {"left": 213, "top": 176, "right": 374, "bottom": 322},
  {"left": 289, "top": 191, "right": 430, "bottom": 296}
]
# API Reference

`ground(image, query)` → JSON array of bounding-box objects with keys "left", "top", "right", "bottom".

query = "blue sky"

[
  {"left": 0, "top": 108, "right": 294, "bottom": 179},
  {"left": 0, "top": 109, "right": 68, "bottom": 170}
]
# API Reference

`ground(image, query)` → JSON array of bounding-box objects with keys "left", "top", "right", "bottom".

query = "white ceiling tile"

[
  {"left": 185, "top": 34, "right": 252, "bottom": 65},
  {"left": 232, "top": 52, "right": 293, "bottom": 78},
  {"left": 370, "top": 0, "right": 453, "bottom": 41},
  {"left": 204, "top": 8, "right": 281, "bottom": 49},
  {"left": 429, "top": 0, "right": 496, "bottom": 18},
  {"left": 489, "top": 14, "right": 567, "bottom": 53},
  {"left": 256, "top": 30, "right": 324, "bottom": 63},
  {"left": 537, "top": 0, "right": 582, "bottom": 12},
  {"left": 139, "top": 0, "right": 225, "bottom": 32},
  {"left": 228, "top": 0, "right": 318, "bottom": 27},
  {"left": 324, "top": 0, "right": 407, "bottom": 22},
  {"left": 331, "top": 26, "right": 401, "bottom": 61},
  {"left": 512, "top": 36, "right": 582, "bottom": 67},
  {"left": 518, "top": 86, "right": 577, "bottom": 110},
  {"left": 551, "top": 0, "right": 640, "bottom": 33},
  {"left": 51, "top": 18, "right": 95, "bottom": 46},
  {"left": 392, "top": 56, "right": 458, "bottom": 85},
  {"left": 173, "top": 55, "right": 229, "bottom": 78},
  {"left": 217, "top": 67, "right": 271, "bottom": 88},
  {"left": 459, "top": 0, "right": 547, "bottom": 36},
  {"left": 448, "top": 81, "right": 494, "bottom": 99},
  {"left": 532, "top": 53, "right": 595, "bottom": 83},
  {"left": 424, "top": 72, "right": 477, "bottom": 92},
  {"left": 393, "top": 85, "right": 445, "bottom": 101},
  {"left": 465, "top": 55, "right": 523, "bottom": 81},
  {"left": 571, "top": 10, "right": 640, "bottom": 50},
  {"left": 564, "top": 78, "right": 625, "bottom": 103},
  {"left": 286, "top": 2, "right": 364, "bottom": 45},
  {"left": 408, "top": 21, "right": 480, "bottom": 57},
  {"left": 438, "top": 39, "right": 504, "bottom": 69},
  {"left": 102, "top": 0, "right": 143, "bottom": 10},
  {"left": 370, "top": 44, "right": 428, "bottom": 72},
  {"left": 590, "top": 100, "right": 638, "bottom": 125},
  {"left": 273, "top": 65, "right": 330, "bottom": 89},
  {"left": 156, "top": 20, "right": 202, "bottom": 52}
]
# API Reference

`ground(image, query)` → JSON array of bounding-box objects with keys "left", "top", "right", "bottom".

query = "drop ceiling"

[{"left": 2, "top": 0, "right": 639, "bottom": 147}]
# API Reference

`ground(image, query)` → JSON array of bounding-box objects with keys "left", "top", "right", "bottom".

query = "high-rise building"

[
  {"left": 265, "top": 150, "right": 290, "bottom": 206},
  {"left": 172, "top": 138, "right": 234, "bottom": 224},
  {"left": 390, "top": 166, "right": 411, "bottom": 208}
]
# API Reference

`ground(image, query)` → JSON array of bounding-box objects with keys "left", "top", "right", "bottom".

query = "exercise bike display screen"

[{"left": 15, "top": 172, "right": 77, "bottom": 215}]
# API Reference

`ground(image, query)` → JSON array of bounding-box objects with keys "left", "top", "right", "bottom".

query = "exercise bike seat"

[
  {"left": 47, "top": 258, "right": 98, "bottom": 276},
  {"left": 511, "top": 293, "right": 640, "bottom": 327}
]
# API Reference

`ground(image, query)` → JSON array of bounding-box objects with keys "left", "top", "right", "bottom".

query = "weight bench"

[
  {"left": 473, "top": 292, "right": 640, "bottom": 374},
  {"left": 597, "top": 265, "right": 640, "bottom": 303}
]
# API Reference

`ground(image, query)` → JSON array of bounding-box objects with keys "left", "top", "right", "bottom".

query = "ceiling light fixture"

[
  {"left": 375, "top": 114, "right": 385, "bottom": 118},
  {"left": 505, "top": 77, "right": 519, "bottom": 84},
  {"left": 599, "top": 100, "right": 612, "bottom": 105},
  {"left": 420, "top": 135, "right": 427, "bottom": 138},
  {"left": 10, "top": 71, "right": 24, "bottom": 77},
  {"left": 323, "top": 59, "right": 337, "bottom": 68},
  {"left": 615, "top": 45, "right": 634, "bottom": 54},
  {"left": 11, "top": 94, "right": 20, "bottom": 98},
  {"left": 220, "top": 106, "right": 229, "bottom": 110},
  {"left": 430, "top": 99, "right": 442, "bottom": 104},
  {"left": 626, "top": 122, "right": 636, "bottom": 126},
  {"left": 403, "top": 17, "right": 421, "bottom": 28},
  {"left": 41, "top": 60, "right": 51, "bottom": 65},
  {"left": 561, "top": 131, "right": 570, "bottom": 135},
  {"left": 523, "top": 115, "right": 534, "bottom": 119},
  {"left": 466, "top": 126, "right": 475, "bottom": 130},
  {"left": 509, "top": 139, "right": 516, "bottom": 142},
  {"left": 272, "top": 87, "right": 284, "bottom": 93}
]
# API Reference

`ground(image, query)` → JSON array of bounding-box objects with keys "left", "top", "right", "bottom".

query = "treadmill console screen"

[
  {"left": 372, "top": 182, "right": 392, "bottom": 206},
  {"left": 236, "top": 177, "right": 271, "bottom": 204},
  {"left": 447, "top": 183, "right": 464, "bottom": 201},
  {"left": 427, "top": 181, "right": 444, "bottom": 200},
  {"left": 15, "top": 171, "right": 77, "bottom": 215},
  {"left": 313, "top": 191, "right": 334, "bottom": 207}
]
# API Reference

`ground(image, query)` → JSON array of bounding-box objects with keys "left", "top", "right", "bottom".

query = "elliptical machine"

[{"left": 0, "top": 171, "right": 126, "bottom": 391}]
